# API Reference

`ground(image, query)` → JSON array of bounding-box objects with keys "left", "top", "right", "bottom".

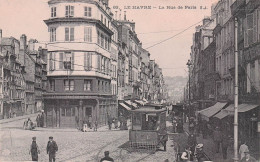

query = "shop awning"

[
  {"left": 125, "top": 100, "right": 138, "bottom": 108},
  {"left": 225, "top": 104, "right": 259, "bottom": 113},
  {"left": 134, "top": 100, "right": 145, "bottom": 106},
  {"left": 119, "top": 103, "right": 131, "bottom": 111},
  {"left": 214, "top": 104, "right": 234, "bottom": 119},
  {"left": 198, "top": 102, "right": 227, "bottom": 121},
  {"left": 214, "top": 104, "right": 259, "bottom": 119}
]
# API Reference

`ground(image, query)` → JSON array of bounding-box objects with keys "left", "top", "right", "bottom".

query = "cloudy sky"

[{"left": 0, "top": 0, "right": 218, "bottom": 77}]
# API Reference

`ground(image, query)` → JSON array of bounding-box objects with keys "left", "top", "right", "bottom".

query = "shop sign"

[{"left": 250, "top": 117, "right": 257, "bottom": 121}]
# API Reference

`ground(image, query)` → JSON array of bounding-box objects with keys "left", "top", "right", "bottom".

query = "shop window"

[
  {"left": 66, "top": 107, "right": 71, "bottom": 116},
  {"left": 61, "top": 108, "right": 65, "bottom": 116}
]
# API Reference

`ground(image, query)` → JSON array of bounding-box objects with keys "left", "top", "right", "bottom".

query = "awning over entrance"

[
  {"left": 198, "top": 102, "right": 227, "bottom": 121},
  {"left": 119, "top": 103, "right": 131, "bottom": 111}
]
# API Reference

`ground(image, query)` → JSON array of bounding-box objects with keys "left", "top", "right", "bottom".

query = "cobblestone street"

[{"left": 0, "top": 118, "right": 176, "bottom": 162}]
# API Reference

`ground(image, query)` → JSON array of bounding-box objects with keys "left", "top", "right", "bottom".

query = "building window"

[
  {"left": 51, "top": 7, "right": 56, "bottom": 17},
  {"left": 84, "top": 27, "right": 92, "bottom": 42},
  {"left": 84, "top": 80, "right": 92, "bottom": 91},
  {"left": 104, "top": 18, "right": 106, "bottom": 26},
  {"left": 97, "top": 31, "right": 100, "bottom": 45},
  {"left": 50, "top": 28, "right": 56, "bottom": 42},
  {"left": 64, "top": 52, "right": 73, "bottom": 70},
  {"left": 101, "top": 14, "right": 103, "bottom": 23},
  {"left": 84, "top": 52, "right": 92, "bottom": 71},
  {"left": 65, "top": 27, "right": 74, "bottom": 41},
  {"left": 84, "top": 7, "right": 91, "bottom": 17},
  {"left": 64, "top": 79, "right": 74, "bottom": 91},
  {"left": 101, "top": 34, "right": 104, "bottom": 47},
  {"left": 50, "top": 80, "right": 55, "bottom": 91},
  {"left": 65, "top": 5, "right": 74, "bottom": 17}
]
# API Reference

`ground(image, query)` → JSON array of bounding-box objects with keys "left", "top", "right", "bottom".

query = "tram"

[{"left": 129, "top": 104, "right": 168, "bottom": 152}]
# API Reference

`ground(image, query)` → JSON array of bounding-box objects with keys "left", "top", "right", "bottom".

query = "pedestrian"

[
  {"left": 36, "top": 114, "right": 41, "bottom": 127},
  {"left": 189, "top": 117, "right": 196, "bottom": 134},
  {"left": 46, "top": 136, "right": 58, "bottom": 162},
  {"left": 40, "top": 112, "right": 44, "bottom": 127},
  {"left": 241, "top": 151, "right": 257, "bottom": 162},
  {"left": 222, "top": 134, "right": 230, "bottom": 159},
  {"left": 239, "top": 140, "right": 249, "bottom": 160},
  {"left": 181, "top": 145, "right": 192, "bottom": 161},
  {"left": 108, "top": 115, "right": 112, "bottom": 130},
  {"left": 94, "top": 120, "right": 98, "bottom": 131},
  {"left": 88, "top": 115, "right": 92, "bottom": 129},
  {"left": 194, "top": 144, "right": 210, "bottom": 162},
  {"left": 213, "top": 126, "right": 222, "bottom": 153},
  {"left": 187, "top": 133, "right": 197, "bottom": 161},
  {"left": 29, "top": 137, "right": 40, "bottom": 161},
  {"left": 75, "top": 115, "right": 79, "bottom": 130},
  {"left": 100, "top": 151, "right": 114, "bottom": 162},
  {"left": 114, "top": 118, "right": 118, "bottom": 129}
]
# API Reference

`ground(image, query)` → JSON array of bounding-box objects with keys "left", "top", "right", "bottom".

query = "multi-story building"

[
  {"left": 214, "top": 0, "right": 235, "bottom": 101},
  {"left": 1, "top": 36, "right": 25, "bottom": 118},
  {"left": 231, "top": 0, "right": 260, "bottom": 155},
  {"left": 43, "top": 0, "right": 117, "bottom": 128},
  {"left": 139, "top": 48, "right": 150, "bottom": 100}
]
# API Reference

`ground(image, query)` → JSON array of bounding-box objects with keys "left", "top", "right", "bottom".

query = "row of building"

[
  {"left": 0, "top": 0, "right": 167, "bottom": 128},
  {"left": 184, "top": 0, "right": 260, "bottom": 156}
]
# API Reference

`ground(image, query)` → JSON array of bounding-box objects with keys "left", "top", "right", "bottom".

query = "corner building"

[{"left": 44, "top": 0, "right": 116, "bottom": 128}]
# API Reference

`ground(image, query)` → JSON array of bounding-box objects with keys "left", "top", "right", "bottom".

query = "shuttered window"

[{"left": 84, "top": 27, "right": 92, "bottom": 42}]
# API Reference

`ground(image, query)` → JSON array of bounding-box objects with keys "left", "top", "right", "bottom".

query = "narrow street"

[{"left": 0, "top": 117, "right": 176, "bottom": 162}]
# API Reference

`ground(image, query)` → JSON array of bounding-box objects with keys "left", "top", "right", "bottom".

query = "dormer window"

[
  {"left": 65, "top": 5, "right": 74, "bottom": 17},
  {"left": 51, "top": 7, "right": 56, "bottom": 17}
]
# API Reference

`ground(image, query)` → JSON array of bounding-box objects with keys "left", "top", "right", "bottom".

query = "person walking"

[
  {"left": 100, "top": 151, "right": 114, "bottom": 162},
  {"left": 239, "top": 140, "right": 249, "bottom": 160},
  {"left": 222, "top": 134, "right": 230, "bottom": 160},
  {"left": 108, "top": 115, "right": 112, "bottom": 130},
  {"left": 213, "top": 126, "right": 222, "bottom": 153},
  {"left": 46, "top": 136, "right": 58, "bottom": 162},
  {"left": 94, "top": 120, "right": 98, "bottom": 131},
  {"left": 29, "top": 137, "right": 40, "bottom": 161},
  {"left": 187, "top": 133, "right": 197, "bottom": 161}
]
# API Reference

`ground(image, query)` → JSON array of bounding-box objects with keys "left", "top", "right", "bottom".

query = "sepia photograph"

[{"left": 0, "top": 0, "right": 259, "bottom": 161}]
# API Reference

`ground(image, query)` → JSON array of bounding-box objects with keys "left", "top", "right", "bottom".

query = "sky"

[{"left": 0, "top": 0, "right": 218, "bottom": 77}]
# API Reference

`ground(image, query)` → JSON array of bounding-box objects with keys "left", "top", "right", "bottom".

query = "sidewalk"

[
  {"left": 183, "top": 123, "right": 233, "bottom": 162},
  {"left": 0, "top": 113, "right": 38, "bottom": 124}
]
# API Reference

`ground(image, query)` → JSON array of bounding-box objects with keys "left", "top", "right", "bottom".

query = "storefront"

[{"left": 44, "top": 96, "right": 117, "bottom": 128}]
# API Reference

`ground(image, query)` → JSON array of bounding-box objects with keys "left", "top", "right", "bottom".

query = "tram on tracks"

[{"left": 129, "top": 104, "right": 168, "bottom": 152}]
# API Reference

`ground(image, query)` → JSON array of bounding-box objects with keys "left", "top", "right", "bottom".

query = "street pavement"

[{"left": 0, "top": 116, "right": 176, "bottom": 162}]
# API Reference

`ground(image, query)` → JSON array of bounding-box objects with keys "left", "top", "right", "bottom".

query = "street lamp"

[{"left": 186, "top": 59, "right": 192, "bottom": 118}]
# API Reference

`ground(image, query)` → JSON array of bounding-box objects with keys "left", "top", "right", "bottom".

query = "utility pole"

[
  {"left": 234, "top": 17, "right": 239, "bottom": 162},
  {"left": 186, "top": 59, "right": 192, "bottom": 118}
]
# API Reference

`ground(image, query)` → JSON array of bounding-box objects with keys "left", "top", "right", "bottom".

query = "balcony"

[{"left": 231, "top": 0, "right": 246, "bottom": 15}]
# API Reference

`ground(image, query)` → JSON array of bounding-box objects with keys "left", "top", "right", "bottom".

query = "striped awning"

[{"left": 119, "top": 103, "right": 131, "bottom": 111}]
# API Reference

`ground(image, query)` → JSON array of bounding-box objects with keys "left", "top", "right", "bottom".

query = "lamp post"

[{"left": 186, "top": 59, "right": 192, "bottom": 118}]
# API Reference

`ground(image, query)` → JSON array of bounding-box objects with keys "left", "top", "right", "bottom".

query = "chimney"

[
  {"left": 20, "top": 34, "right": 27, "bottom": 50},
  {"left": 124, "top": 11, "right": 126, "bottom": 21},
  {"left": 28, "top": 39, "right": 35, "bottom": 51}
]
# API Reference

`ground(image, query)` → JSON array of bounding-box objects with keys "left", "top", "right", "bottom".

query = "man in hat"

[
  {"left": 241, "top": 151, "right": 257, "bottom": 162},
  {"left": 100, "top": 151, "right": 114, "bottom": 162},
  {"left": 239, "top": 140, "right": 249, "bottom": 160},
  {"left": 47, "top": 136, "right": 58, "bottom": 162},
  {"left": 181, "top": 145, "right": 192, "bottom": 161},
  {"left": 29, "top": 137, "right": 40, "bottom": 161}
]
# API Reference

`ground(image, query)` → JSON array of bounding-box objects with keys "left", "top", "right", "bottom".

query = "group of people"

[
  {"left": 181, "top": 143, "right": 210, "bottom": 162},
  {"left": 239, "top": 141, "right": 257, "bottom": 162},
  {"left": 36, "top": 112, "right": 45, "bottom": 127},
  {"left": 29, "top": 136, "right": 58, "bottom": 162}
]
